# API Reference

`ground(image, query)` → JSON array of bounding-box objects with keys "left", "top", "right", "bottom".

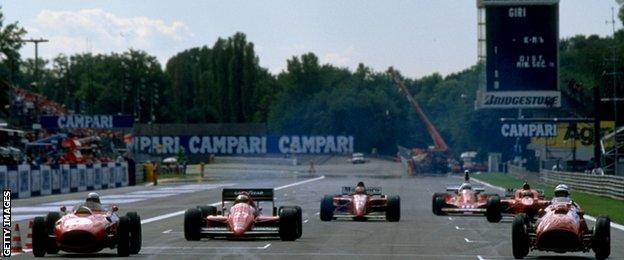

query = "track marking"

[
  {"left": 143, "top": 243, "right": 271, "bottom": 250},
  {"left": 477, "top": 255, "right": 486, "bottom": 260},
  {"left": 162, "top": 229, "right": 172, "bottom": 234},
  {"left": 448, "top": 217, "right": 453, "bottom": 221},
  {"left": 141, "top": 176, "right": 325, "bottom": 225},
  {"left": 315, "top": 212, "right": 320, "bottom": 215},
  {"left": 472, "top": 177, "right": 624, "bottom": 232},
  {"left": 303, "top": 219, "right": 309, "bottom": 223},
  {"left": 464, "top": 237, "right": 488, "bottom": 243}
]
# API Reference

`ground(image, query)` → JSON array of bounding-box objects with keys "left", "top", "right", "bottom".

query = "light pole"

[{"left": 20, "top": 38, "right": 49, "bottom": 87}]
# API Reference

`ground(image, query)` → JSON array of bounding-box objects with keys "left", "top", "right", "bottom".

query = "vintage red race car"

[
  {"left": 32, "top": 202, "right": 142, "bottom": 257},
  {"left": 319, "top": 183, "right": 400, "bottom": 221},
  {"left": 432, "top": 175, "right": 497, "bottom": 216},
  {"left": 485, "top": 183, "right": 551, "bottom": 223},
  {"left": 511, "top": 197, "right": 610, "bottom": 259},
  {"left": 184, "top": 188, "right": 302, "bottom": 241}
]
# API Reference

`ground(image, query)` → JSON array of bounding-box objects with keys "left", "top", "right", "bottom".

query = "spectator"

[{"left": 591, "top": 163, "right": 604, "bottom": 176}]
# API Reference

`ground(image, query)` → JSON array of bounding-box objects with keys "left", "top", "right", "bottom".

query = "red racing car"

[
  {"left": 184, "top": 188, "right": 302, "bottom": 241},
  {"left": 32, "top": 202, "right": 141, "bottom": 257},
  {"left": 485, "top": 182, "right": 550, "bottom": 223},
  {"left": 512, "top": 195, "right": 610, "bottom": 259},
  {"left": 432, "top": 174, "right": 497, "bottom": 216},
  {"left": 320, "top": 182, "right": 400, "bottom": 222}
]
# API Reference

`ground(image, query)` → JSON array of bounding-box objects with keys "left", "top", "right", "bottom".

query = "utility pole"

[
  {"left": 606, "top": 7, "right": 620, "bottom": 175},
  {"left": 20, "top": 38, "right": 49, "bottom": 87}
]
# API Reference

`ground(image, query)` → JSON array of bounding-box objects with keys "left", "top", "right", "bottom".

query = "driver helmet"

[
  {"left": 235, "top": 194, "right": 250, "bottom": 204},
  {"left": 86, "top": 192, "right": 100, "bottom": 203},
  {"left": 459, "top": 183, "right": 472, "bottom": 191},
  {"left": 522, "top": 181, "right": 530, "bottom": 190},
  {"left": 523, "top": 190, "right": 533, "bottom": 197},
  {"left": 355, "top": 186, "right": 366, "bottom": 194},
  {"left": 554, "top": 184, "right": 570, "bottom": 197}
]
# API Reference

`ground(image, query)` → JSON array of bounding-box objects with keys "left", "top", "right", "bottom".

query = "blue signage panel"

[
  {"left": 130, "top": 135, "right": 355, "bottom": 155},
  {"left": 40, "top": 115, "right": 134, "bottom": 129}
]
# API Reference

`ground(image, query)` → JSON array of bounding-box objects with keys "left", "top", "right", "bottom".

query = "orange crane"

[{"left": 389, "top": 67, "right": 450, "bottom": 173}]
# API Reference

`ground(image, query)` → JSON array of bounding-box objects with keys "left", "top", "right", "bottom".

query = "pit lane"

[{"left": 11, "top": 157, "right": 624, "bottom": 259}]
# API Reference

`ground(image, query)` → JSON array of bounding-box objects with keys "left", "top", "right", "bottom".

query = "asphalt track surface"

[{"left": 10, "top": 157, "right": 624, "bottom": 259}]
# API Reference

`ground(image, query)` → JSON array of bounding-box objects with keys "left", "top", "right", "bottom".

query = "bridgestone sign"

[
  {"left": 477, "top": 0, "right": 561, "bottom": 109},
  {"left": 501, "top": 123, "right": 557, "bottom": 137}
]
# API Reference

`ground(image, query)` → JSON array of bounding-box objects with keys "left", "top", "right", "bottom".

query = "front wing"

[{"left": 199, "top": 226, "right": 280, "bottom": 237}]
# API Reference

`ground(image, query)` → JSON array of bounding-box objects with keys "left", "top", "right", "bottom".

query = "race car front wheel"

[
  {"left": 197, "top": 205, "right": 217, "bottom": 218},
  {"left": 432, "top": 194, "right": 447, "bottom": 216},
  {"left": 512, "top": 213, "right": 529, "bottom": 259},
  {"left": 386, "top": 195, "right": 400, "bottom": 222},
  {"left": 116, "top": 216, "right": 130, "bottom": 257},
  {"left": 126, "top": 212, "right": 142, "bottom": 254},
  {"left": 32, "top": 216, "right": 47, "bottom": 257},
  {"left": 320, "top": 195, "right": 335, "bottom": 221},
  {"left": 45, "top": 212, "right": 61, "bottom": 254},
  {"left": 279, "top": 207, "right": 299, "bottom": 241},
  {"left": 184, "top": 208, "right": 202, "bottom": 241},
  {"left": 486, "top": 195, "right": 502, "bottom": 223},
  {"left": 593, "top": 216, "right": 611, "bottom": 260}
]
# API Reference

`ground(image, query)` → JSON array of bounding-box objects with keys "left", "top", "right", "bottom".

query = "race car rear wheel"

[
  {"left": 512, "top": 213, "right": 529, "bottom": 259},
  {"left": 593, "top": 216, "right": 611, "bottom": 260},
  {"left": 126, "top": 212, "right": 142, "bottom": 254},
  {"left": 279, "top": 207, "right": 299, "bottom": 241},
  {"left": 433, "top": 195, "right": 447, "bottom": 216},
  {"left": 197, "top": 205, "right": 217, "bottom": 217},
  {"left": 486, "top": 195, "right": 502, "bottom": 223},
  {"left": 320, "top": 195, "right": 335, "bottom": 221},
  {"left": 116, "top": 216, "right": 130, "bottom": 257},
  {"left": 184, "top": 208, "right": 202, "bottom": 241},
  {"left": 32, "top": 216, "right": 47, "bottom": 257},
  {"left": 44, "top": 212, "right": 61, "bottom": 254},
  {"left": 386, "top": 195, "right": 401, "bottom": 222}
]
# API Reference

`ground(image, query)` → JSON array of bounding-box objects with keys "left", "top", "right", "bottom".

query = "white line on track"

[
  {"left": 142, "top": 243, "right": 271, "bottom": 250},
  {"left": 303, "top": 219, "right": 309, "bottom": 223},
  {"left": 464, "top": 237, "right": 488, "bottom": 243},
  {"left": 472, "top": 177, "right": 624, "bottom": 232},
  {"left": 477, "top": 255, "right": 486, "bottom": 260},
  {"left": 141, "top": 176, "right": 325, "bottom": 225},
  {"left": 162, "top": 229, "right": 172, "bottom": 234}
]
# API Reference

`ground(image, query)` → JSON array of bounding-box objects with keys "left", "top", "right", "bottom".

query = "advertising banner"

[
  {"left": 531, "top": 121, "right": 615, "bottom": 148},
  {"left": 0, "top": 166, "right": 6, "bottom": 190},
  {"left": 7, "top": 166, "right": 18, "bottom": 197},
  {"left": 18, "top": 164, "right": 31, "bottom": 198},
  {"left": 39, "top": 115, "right": 134, "bottom": 129},
  {"left": 40, "top": 164, "right": 52, "bottom": 196},
  {"left": 30, "top": 165, "right": 41, "bottom": 196},
  {"left": 93, "top": 163, "right": 102, "bottom": 190},
  {"left": 86, "top": 165, "right": 94, "bottom": 190}
]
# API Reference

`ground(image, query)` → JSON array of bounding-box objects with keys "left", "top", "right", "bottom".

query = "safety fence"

[
  {"left": 0, "top": 163, "right": 129, "bottom": 199},
  {"left": 541, "top": 169, "right": 624, "bottom": 200}
]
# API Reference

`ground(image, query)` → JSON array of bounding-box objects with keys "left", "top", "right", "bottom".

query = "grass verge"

[{"left": 473, "top": 172, "right": 624, "bottom": 224}]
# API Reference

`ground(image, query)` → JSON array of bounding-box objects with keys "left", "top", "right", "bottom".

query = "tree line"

[{"left": 1, "top": 6, "right": 623, "bottom": 158}]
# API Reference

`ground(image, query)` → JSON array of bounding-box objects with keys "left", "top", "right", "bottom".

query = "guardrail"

[
  {"left": 541, "top": 169, "right": 624, "bottom": 200},
  {"left": 0, "top": 163, "right": 129, "bottom": 199}
]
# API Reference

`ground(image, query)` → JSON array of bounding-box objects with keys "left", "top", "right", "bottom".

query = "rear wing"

[
  {"left": 341, "top": 187, "right": 382, "bottom": 195},
  {"left": 222, "top": 188, "right": 274, "bottom": 202}
]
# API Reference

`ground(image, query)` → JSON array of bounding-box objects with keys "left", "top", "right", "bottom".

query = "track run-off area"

[{"left": 10, "top": 157, "right": 624, "bottom": 259}]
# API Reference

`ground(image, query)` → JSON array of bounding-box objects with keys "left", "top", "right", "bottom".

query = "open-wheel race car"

[
  {"left": 432, "top": 173, "right": 498, "bottom": 216},
  {"left": 32, "top": 202, "right": 142, "bottom": 257},
  {"left": 512, "top": 193, "right": 610, "bottom": 259},
  {"left": 485, "top": 181, "right": 550, "bottom": 223},
  {"left": 320, "top": 182, "right": 400, "bottom": 222},
  {"left": 184, "top": 188, "right": 302, "bottom": 241}
]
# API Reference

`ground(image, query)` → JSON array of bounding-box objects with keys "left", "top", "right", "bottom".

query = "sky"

[{"left": 3, "top": 0, "right": 621, "bottom": 78}]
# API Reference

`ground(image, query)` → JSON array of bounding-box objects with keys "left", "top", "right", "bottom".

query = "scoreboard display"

[{"left": 479, "top": 0, "right": 560, "bottom": 108}]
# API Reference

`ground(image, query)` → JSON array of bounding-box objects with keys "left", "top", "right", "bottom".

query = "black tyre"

[
  {"left": 386, "top": 195, "right": 401, "bottom": 222},
  {"left": 320, "top": 195, "right": 335, "bottom": 221},
  {"left": 593, "top": 216, "right": 611, "bottom": 260},
  {"left": 294, "top": 206, "right": 303, "bottom": 238},
  {"left": 44, "top": 212, "right": 61, "bottom": 254},
  {"left": 184, "top": 208, "right": 202, "bottom": 241},
  {"left": 512, "top": 213, "right": 529, "bottom": 259},
  {"left": 32, "top": 217, "right": 47, "bottom": 257},
  {"left": 486, "top": 195, "right": 502, "bottom": 223},
  {"left": 126, "top": 212, "right": 142, "bottom": 254},
  {"left": 433, "top": 195, "right": 447, "bottom": 216},
  {"left": 432, "top": 193, "right": 446, "bottom": 214},
  {"left": 116, "top": 216, "right": 130, "bottom": 257},
  {"left": 197, "top": 205, "right": 217, "bottom": 218},
  {"left": 279, "top": 207, "right": 299, "bottom": 241}
]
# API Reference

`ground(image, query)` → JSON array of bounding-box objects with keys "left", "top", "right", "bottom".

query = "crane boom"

[{"left": 389, "top": 68, "right": 449, "bottom": 152}]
